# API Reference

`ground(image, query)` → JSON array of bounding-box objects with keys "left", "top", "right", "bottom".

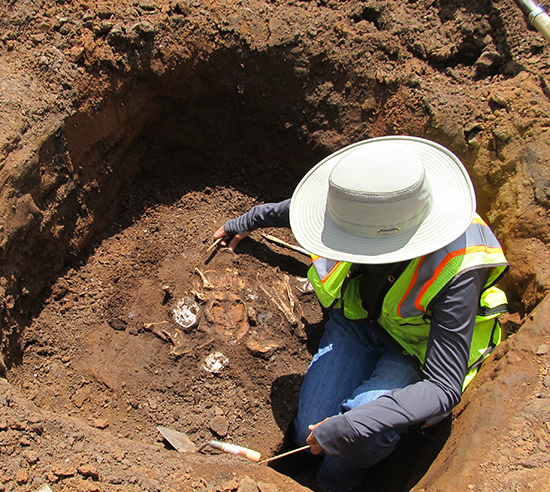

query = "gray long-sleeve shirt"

[{"left": 224, "top": 200, "right": 488, "bottom": 456}]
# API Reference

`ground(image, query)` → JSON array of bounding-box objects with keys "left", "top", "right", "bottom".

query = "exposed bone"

[
  {"left": 196, "top": 338, "right": 215, "bottom": 350},
  {"left": 286, "top": 275, "right": 303, "bottom": 322},
  {"left": 261, "top": 281, "right": 298, "bottom": 326},
  {"left": 161, "top": 325, "right": 190, "bottom": 357},
  {"left": 260, "top": 274, "right": 304, "bottom": 333},
  {"left": 144, "top": 321, "right": 169, "bottom": 329},
  {"left": 191, "top": 289, "right": 207, "bottom": 302},
  {"left": 210, "top": 300, "right": 229, "bottom": 335},
  {"left": 143, "top": 321, "right": 170, "bottom": 341},
  {"left": 246, "top": 336, "right": 280, "bottom": 359},
  {"left": 203, "top": 301, "right": 215, "bottom": 324},
  {"left": 247, "top": 306, "right": 257, "bottom": 326},
  {"left": 228, "top": 298, "right": 250, "bottom": 341},
  {"left": 295, "top": 277, "right": 314, "bottom": 293},
  {"left": 195, "top": 267, "right": 214, "bottom": 290},
  {"left": 284, "top": 275, "right": 297, "bottom": 315}
]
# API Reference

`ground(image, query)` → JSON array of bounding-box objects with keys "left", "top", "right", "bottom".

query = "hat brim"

[{"left": 289, "top": 136, "right": 476, "bottom": 264}]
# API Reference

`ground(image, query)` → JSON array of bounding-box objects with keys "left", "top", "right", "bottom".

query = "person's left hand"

[
  {"left": 214, "top": 225, "right": 249, "bottom": 252},
  {"left": 306, "top": 418, "right": 329, "bottom": 455}
]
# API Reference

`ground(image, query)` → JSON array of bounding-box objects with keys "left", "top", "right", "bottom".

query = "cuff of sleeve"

[
  {"left": 313, "top": 414, "right": 358, "bottom": 457},
  {"left": 223, "top": 218, "right": 240, "bottom": 235}
]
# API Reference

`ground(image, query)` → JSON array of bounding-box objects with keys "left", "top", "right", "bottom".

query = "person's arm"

[
  {"left": 214, "top": 199, "right": 291, "bottom": 251},
  {"left": 311, "top": 268, "right": 487, "bottom": 456}
]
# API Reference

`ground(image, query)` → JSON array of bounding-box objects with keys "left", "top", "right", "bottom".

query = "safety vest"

[{"left": 307, "top": 215, "right": 509, "bottom": 389}]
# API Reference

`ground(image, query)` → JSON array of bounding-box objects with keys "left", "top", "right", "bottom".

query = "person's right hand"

[
  {"left": 306, "top": 418, "right": 329, "bottom": 455},
  {"left": 214, "top": 225, "right": 249, "bottom": 252}
]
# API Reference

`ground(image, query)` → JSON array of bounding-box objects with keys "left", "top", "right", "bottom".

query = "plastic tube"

[
  {"left": 513, "top": 0, "right": 550, "bottom": 43},
  {"left": 531, "top": 9, "right": 550, "bottom": 42}
]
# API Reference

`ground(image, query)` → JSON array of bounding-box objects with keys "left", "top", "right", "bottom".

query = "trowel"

[
  {"left": 157, "top": 426, "right": 310, "bottom": 464},
  {"left": 157, "top": 426, "right": 196, "bottom": 453},
  {"left": 157, "top": 426, "right": 261, "bottom": 462}
]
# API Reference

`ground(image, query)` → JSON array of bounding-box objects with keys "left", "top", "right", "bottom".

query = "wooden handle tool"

[
  {"left": 260, "top": 233, "right": 309, "bottom": 256},
  {"left": 206, "top": 237, "right": 222, "bottom": 253},
  {"left": 206, "top": 440, "right": 262, "bottom": 462},
  {"left": 257, "top": 444, "right": 311, "bottom": 464}
]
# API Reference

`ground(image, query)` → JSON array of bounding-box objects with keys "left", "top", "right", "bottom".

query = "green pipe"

[{"left": 513, "top": 0, "right": 550, "bottom": 43}]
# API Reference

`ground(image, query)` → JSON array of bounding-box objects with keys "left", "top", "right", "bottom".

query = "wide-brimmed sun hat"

[{"left": 289, "top": 136, "right": 476, "bottom": 264}]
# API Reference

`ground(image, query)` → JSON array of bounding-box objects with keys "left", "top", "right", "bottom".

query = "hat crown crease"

[{"left": 329, "top": 167, "right": 425, "bottom": 204}]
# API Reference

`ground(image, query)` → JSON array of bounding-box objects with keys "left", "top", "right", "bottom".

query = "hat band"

[{"left": 326, "top": 178, "right": 433, "bottom": 239}]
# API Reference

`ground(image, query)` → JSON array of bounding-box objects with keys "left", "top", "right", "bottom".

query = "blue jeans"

[{"left": 293, "top": 309, "right": 422, "bottom": 492}]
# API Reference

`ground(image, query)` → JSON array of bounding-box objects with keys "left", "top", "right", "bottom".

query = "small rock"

[
  {"left": 15, "top": 468, "right": 28, "bottom": 485},
  {"left": 173, "top": 2, "right": 191, "bottom": 15},
  {"left": 246, "top": 337, "right": 280, "bottom": 359},
  {"left": 82, "top": 11, "right": 95, "bottom": 22},
  {"left": 78, "top": 464, "right": 100, "bottom": 480},
  {"left": 95, "top": 20, "right": 113, "bottom": 35},
  {"left": 518, "top": 458, "right": 538, "bottom": 469},
  {"left": 237, "top": 477, "right": 259, "bottom": 492},
  {"left": 109, "top": 317, "right": 127, "bottom": 331},
  {"left": 476, "top": 51, "right": 503, "bottom": 73},
  {"left": 209, "top": 415, "right": 229, "bottom": 437},
  {"left": 132, "top": 21, "right": 157, "bottom": 37},
  {"left": 139, "top": 3, "right": 156, "bottom": 11},
  {"left": 59, "top": 23, "right": 72, "bottom": 35},
  {"left": 23, "top": 449, "right": 39, "bottom": 465},
  {"left": 220, "top": 478, "right": 241, "bottom": 490},
  {"left": 51, "top": 464, "right": 76, "bottom": 477},
  {"left": 29, "top": 422, "right": 43, "bottom": 435},
  {"left": 107, "top": 24, "right": 127, "bottom": 44},
  {"left": 97, "top": 7, "right": 115, "bottom": 19},
  {"left": 148, "top": 398, "right": 157, "bottom": 410},
  {"left": 92, "top": 418, "right": 109, "bottom": 429},
  {"left": 39, "top": 21, "right": 52, "bottom": 32},
  {"left": 10, "top": 419, "right": 27, "bottom": 431},
  {"left": 19, "top": 435, "right": 32, "bottom": 446},
  {"left": 30, "top": 33, "right": 46, "bottom": 45},
  {"left": 488, "top": 89, "right": 508, "bottom": 107},
  {"left": 498, "top": 312, "right": 522, "bottom": 334},
  {"left": 72, "top": 385, "right": 92, "bottom": 408},
  {"left": 536, "top": 344, "right": 548, "bottom": 355}
]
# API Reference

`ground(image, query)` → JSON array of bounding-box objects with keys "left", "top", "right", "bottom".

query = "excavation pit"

[
  {"left": 0, "top": 80, "right": 511, "bottom": 490},
  {"left": 2, "top": 0, "right": 550, "bottom": 490},
  {"left": 6, "top": 128, "right": 446, "bottom": 490}
]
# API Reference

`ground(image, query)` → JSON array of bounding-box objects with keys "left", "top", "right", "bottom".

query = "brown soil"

[{"left": 1, "top": 0, "right": 550, "bottom": 491}]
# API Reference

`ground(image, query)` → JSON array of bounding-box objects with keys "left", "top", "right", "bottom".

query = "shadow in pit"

[
  {"left": 366, "top": 417, "right": 452, "bottom": 492},
  {"left": 268, "top": 416, "right": 452, "bottom": 492}
]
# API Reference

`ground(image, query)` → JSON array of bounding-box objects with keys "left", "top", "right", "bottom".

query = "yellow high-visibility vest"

[{"left": 307, "top": 215, "right": 509, "bottom": 389}]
